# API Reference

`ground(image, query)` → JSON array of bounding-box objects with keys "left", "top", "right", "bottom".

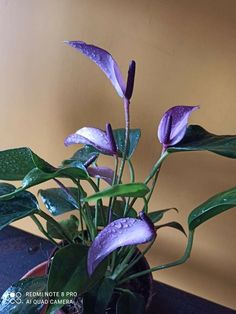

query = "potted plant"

[{"left": 0, "top": 41, "right": 235, "bottom": 314}]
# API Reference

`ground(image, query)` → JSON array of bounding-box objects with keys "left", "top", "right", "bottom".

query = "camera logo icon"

[{"left": 7, "top": 292, "right": 22, "bottom": 305}]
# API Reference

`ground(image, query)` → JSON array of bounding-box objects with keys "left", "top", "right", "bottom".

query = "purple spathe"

[
  {"left": 158, "top": 105, "right": 199, "bottom": 148},
  {"left": 64, "top": 41, "right": 126, "bottom": 98},
  {"left": 87, "top": 212, "right": 156, "bottom": 276},
  {"left": 64, "top": 123, "right": 117, "bottom": 156}
]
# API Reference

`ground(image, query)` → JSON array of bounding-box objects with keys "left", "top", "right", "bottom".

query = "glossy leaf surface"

[
  {"left": 0, "top": 147, "right": 52, "bottom": 181},
  {"left": 113, "top": 128, "right": 141, "bottom": 158},
  {"left": 39, "top": 187, "right": 78, "bottom": 216},
  {"left": 0, "top": 276, "right": 47, "bottom": 314},
  {"left": 189, "top": 187, "right": 236, "bottom": 230},
  {"left": 85, "top": 183, "right": 149, "bottom": 203},
  {"left": 0, "top": 183, "right": 39, "bottom": 230},
  {"left": 168, "top": 125, "right": 236, "bottom": 158}
]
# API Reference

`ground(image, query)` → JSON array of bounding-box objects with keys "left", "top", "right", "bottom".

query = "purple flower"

[
  {"left": 65, "top": 123, "right": 117, "bottom": 156},
  {"left": 87, "top": 212, "right": 156, "bottom": 276},
  {"left": 65, "top": 41, "right": 135, "bottom": 100},
  {"left": 87, "top": 166, "right": 115, "bottom": 185},
  {"left": 158, "top": 105, "right": 199, "bottom": 149}
]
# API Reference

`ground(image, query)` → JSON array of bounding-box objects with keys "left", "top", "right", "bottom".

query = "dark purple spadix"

[
  {"left": 87, "top": 212, "right": 156, "bottom": 276},
  {"left": 158, "top": 105, "right": 199, "bottom": 149},
  {"left": 64, "top": 123, "right": 117, "bottom": 156},
  {"left": 125, "top": 60, "right": 136, "bottom": 100},
  {"left": 87, "top": 166, "right": 115, "bottom": 185},
  {"left": 64, "top": 41, "right": 126, "bottom": 98}
]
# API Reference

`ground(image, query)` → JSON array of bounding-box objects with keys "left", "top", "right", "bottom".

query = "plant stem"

[
  {"left": 118, "top": 230, "right": 194, "bottom": 284},
  {"left": 30, "top": 215, "right": 59, "bottom": 247},
  {"left": 117, "top": 98, "right": 130, "bottom": 184},
  {"left": 108, "top": 155, "right": 119, "bottom": 223},
  {"left": 115, "top": 239, "right": 155, "bottom": 281}
]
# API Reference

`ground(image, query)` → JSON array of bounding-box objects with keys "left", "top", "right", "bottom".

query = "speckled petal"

[
  {"left": 64, "top": 127, "right": 116, "bottom": 155},
  {"left": 65, "top": 41, "right": 126, "bottom": 98},
  {"left": 87, "top": 212, "right": 156, "bottom": 276},
  {"left": 158, "top": 105, "right": 199, "bottom": 147},
  {"left": 87, "top": 166, "right": 114, "bottom": 185}
]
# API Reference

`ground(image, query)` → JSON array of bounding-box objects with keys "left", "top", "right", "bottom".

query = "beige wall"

[{"left": 0, "top": 0, "right": 236, "bottom": 309}]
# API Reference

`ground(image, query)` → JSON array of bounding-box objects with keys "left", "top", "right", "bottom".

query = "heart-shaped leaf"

[
  {"left": 113, "top": 129, "right": 141, "bottom": 159},
  {"left": 0, "top": 276, "right": 47, "bottom": 314},
  {"left": 0, "top": 147, "right": 52, "bottom": 181},
  {"left": 39, "top": 187, "right": 79, "bottom": 216},
  {"left": 189, "top": 187, "right": 236, "bottom": 230},
  {"left": 168, "top": 124, "right": 236, "bottom": 159},
  {"left": 0, "top": 183, "right": 39, "bottom": 230},
  {"left": 85, "top": 183, "right": 149, "bottom": 203},
  {"left": 47, "top": 244, "right": 107, "bottom": 313},
  {"left": 87, "top": 212, "right": 155, "bottom": 275}
]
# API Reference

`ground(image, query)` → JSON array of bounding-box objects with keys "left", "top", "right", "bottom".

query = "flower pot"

[{"left": 22, "top": 251, "right": 153, "bottom": 314}]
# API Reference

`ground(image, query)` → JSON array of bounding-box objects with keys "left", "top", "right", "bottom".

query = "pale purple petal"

[
  {"left": 64, "top": 127, "right": 116, "bottom": 155},
  {"left": 158, "top": 105, "right": 199, "bottom": 147},
  {"left": 65, "top": 41, "right": 126, "bottom": 98},
  {"left": 88, "top": 166, "right": 115, "bottom": 185},
  {"left": 87, "top": 212, "right": 156, "bottom": 276}
]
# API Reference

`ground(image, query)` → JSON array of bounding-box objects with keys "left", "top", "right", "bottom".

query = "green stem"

[
  {"left": 115, "top": 239, "right": 155, "bottom": 281},
  {"left": 108, "top": 155, "right": 119, "bottom": 223},
  {"left": 117, "top": 98, "right": 130, "bottom": 184},
  {"left": 118, "top": 230, "right": 194, "bottom": 285},
  {"left": 30, "top": 215, "right": 59, "bottom": 247}
]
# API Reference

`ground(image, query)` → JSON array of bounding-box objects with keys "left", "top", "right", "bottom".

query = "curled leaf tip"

[
  {"left": 87, "top": 215, "right": 156, "bottom": 276},
  {"left": 158, "top": 105, "right": 199, "bottom": 148}
]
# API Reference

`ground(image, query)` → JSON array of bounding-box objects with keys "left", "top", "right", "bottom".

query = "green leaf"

[
  {"left": 116, "top": 291, "right": 145, "bottom": 314},
  {"left": 113, "top": 129, "right": 141, "bottom": 159},
  {"left": 156, "top": 221, "right": 187, "bottom": 236},
  {"left": 90, "top": 201, "right": 137, "bottom": 226},
  {"left": 189, "top": 187, "right": 236, "bottom": 230},
  {"left": 39, "top": 187, "right": 79, "bottom": 216},
  {"left": 62, "top": 145, "right": 99, "bottom": 166},
  {"left": 46, "top": 215, "right": 79, "bottom": 240},
  {"left": 0, "top": 183, "right": 39, "bottom": 230},
  {"left": 83, "top": 279, "right": 115, "bottom": 314},
  {"left": 47, "top": 244, "right": 107, "bottom": 313},
  {"left": 0, "top": 163, "right": 88, "bottom": 201},
  {"left": 85, "top": 183, "right": 149, "bottom": 203},
  {"left": 22, "top": 162, "right": 88, "bottom": 189},
  {"left": 0, "top": 276, "right": 47, "bottom": 314},
  {"left": 148, "top": 208, "right": 178, "bottom": 223},
  {"left": 0, "top": 147, "right": 52, "bottom": 181},
  {"left": 168, "top": 124, "right": 236, "bottom": 158}
]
